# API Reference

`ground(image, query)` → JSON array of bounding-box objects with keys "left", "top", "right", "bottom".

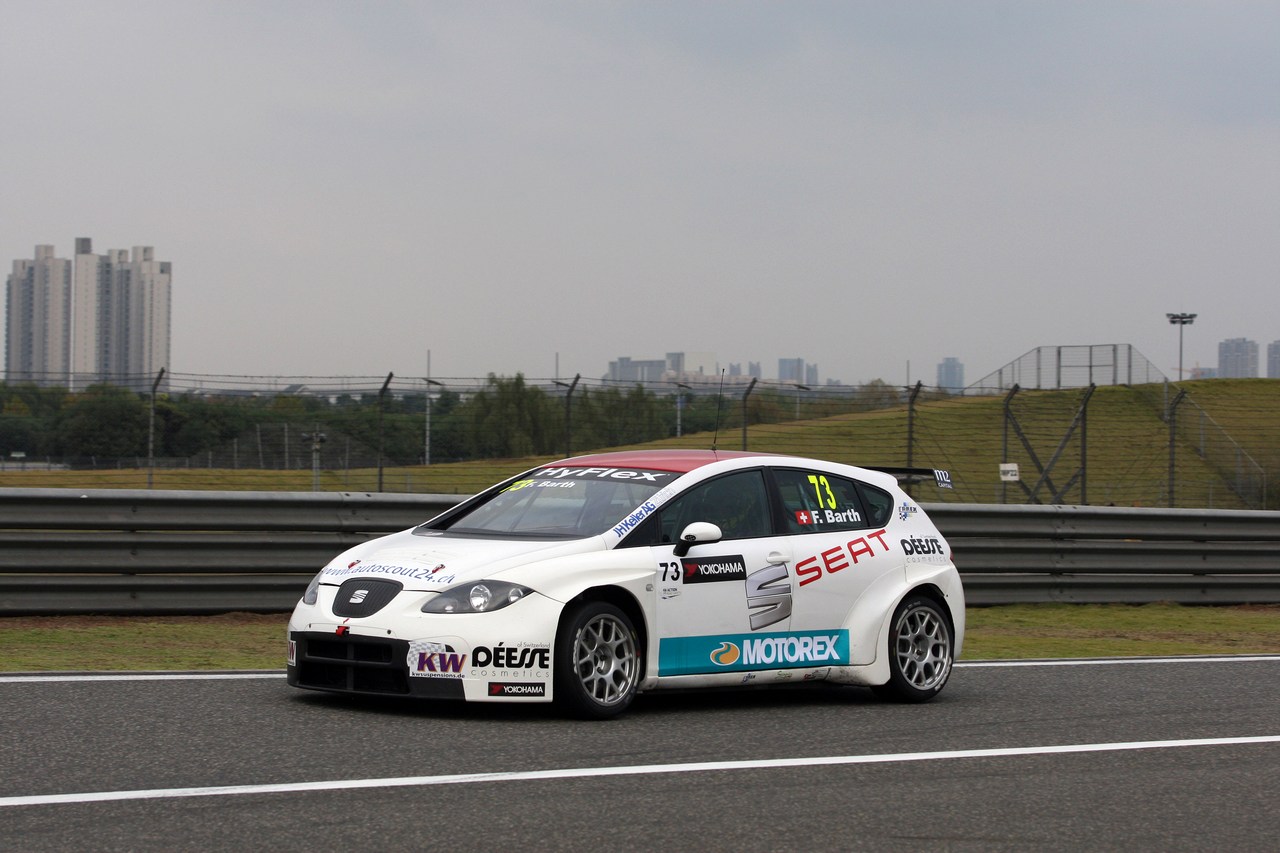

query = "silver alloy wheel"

[
  {"left": 893, "top": 602, "right": 953, "bottom": 691},
  {"left": 571, "top": 612, "right": 638, "bottom": 707}
]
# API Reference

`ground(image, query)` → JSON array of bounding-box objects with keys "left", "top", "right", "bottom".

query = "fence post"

[
  {"left": 376, "top": 372, "right": 393, "bottom": 492},
  {"left": 1168, "top": 389, "right": 1187, "bottom": 507},
  {"left": 557, "top": 374, "right": 580, "bottom": 457},
  {"left": 147, "top": 368, "right": 166, "bottom": 489},
  {"left": 1001, "top": 385, "right": 1020, "bottom": 504},
  {"left": 906, "top": 381, "right": 922, "bottom": 468}
]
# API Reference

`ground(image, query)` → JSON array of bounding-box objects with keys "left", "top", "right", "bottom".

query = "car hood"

[{"left": 315, "top": 528, "right": 607, "bottom": 591}]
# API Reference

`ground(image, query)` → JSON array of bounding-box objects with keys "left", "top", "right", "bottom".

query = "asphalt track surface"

[{"left": 1, "top": 657, "right": 1277, "bottom": 852}]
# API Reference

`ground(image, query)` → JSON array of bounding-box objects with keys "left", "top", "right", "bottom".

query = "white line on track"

[
  {"left": 3, "top": 735, "right": 1277, "bottom": 809},
  {"left": 957, "top": 655, "right": 1280, "bottom": 668},
  {"left": 0, "top": 672, "right": 282, "bottom": 683}
]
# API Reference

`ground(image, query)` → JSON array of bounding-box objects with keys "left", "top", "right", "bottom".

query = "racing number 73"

[
  {"left": 808, "top": 474, "right": 837, "bottom": 509},
  {"left": 659, "top": 561, "right": 681, "bottom": 581}
]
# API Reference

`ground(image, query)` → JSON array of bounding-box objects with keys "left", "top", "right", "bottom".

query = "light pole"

[
  {"left": 423, "top": 378, "right": 444, "bottom": 465},
  {"left": 673, "top": 382, "right": 691, "bottom": 437},
  {"left": 1166, "top": 312, "right": 1196, "bottom": 379},
  {"left": 792, "top": 382, "right": 810, "bottom": 419},
  {"left": 302, "top": 425, "right": 326, "bottom": 492}
]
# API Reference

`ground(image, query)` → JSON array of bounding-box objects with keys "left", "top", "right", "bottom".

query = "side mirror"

[{"left": 673, "top": 521, "right": 722, "bottom": 557}]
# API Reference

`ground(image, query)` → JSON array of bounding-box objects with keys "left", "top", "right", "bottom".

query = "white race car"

[{"left": 287, "top": 449, "right": 963, "bottom": 718}]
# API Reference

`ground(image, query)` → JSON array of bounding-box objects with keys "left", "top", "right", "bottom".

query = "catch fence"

[{"left": 1, "top": 358, "right": 1276, "bottom": 509}]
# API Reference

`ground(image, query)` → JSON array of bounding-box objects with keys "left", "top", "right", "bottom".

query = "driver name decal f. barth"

[
  {"left": 795, "top": 508, "right": 862, "bottom": 527},
  {"left": 503, "top": 478, "right": 578, "bottom": 491}
]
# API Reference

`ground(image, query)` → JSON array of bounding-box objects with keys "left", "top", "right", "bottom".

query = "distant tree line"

[{"left": 0, "top": 375, "right": 915, "bottom": 468}]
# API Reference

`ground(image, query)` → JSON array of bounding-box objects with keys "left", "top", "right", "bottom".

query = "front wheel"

[
  {"left": 872, "top": 594, "right": 954, "bottom": 702},
  {"left": 555, "top": 601, "right": 641, "bottom": 720}
]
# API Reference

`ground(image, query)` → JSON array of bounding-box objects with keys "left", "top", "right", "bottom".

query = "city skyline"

[
  {"left": 2, "top": 4, "right": 1276, "bottom": 386},
  {"left": 3, "top": 235, "right": 1276, "bottom": 391}
]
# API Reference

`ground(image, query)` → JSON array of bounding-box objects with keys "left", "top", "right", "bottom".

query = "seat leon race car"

[{"left": 287, "top": 449, "right": 963, "bottom": 719}]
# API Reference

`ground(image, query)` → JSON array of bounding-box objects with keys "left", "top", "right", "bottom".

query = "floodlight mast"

[{"left": 1166, "top": 313, "right": 1197, "bottom": 379}]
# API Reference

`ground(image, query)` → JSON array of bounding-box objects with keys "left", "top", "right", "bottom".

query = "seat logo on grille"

[{"left": 349, "top": 589, "right": 369, "bottom": 604}]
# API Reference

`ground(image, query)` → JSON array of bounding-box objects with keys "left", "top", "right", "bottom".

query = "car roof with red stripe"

[{"left": 542, "top": 449, "right": 779, "bottom": 474}]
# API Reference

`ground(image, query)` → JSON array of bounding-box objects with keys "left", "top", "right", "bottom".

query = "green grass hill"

[{"left": 1, "top": 380, "right": 1276, "bottom": 509}]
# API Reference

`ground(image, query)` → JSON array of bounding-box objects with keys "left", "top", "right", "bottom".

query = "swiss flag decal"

[{"left": 795, "top": 510, "right": 814, "bottom": 525}]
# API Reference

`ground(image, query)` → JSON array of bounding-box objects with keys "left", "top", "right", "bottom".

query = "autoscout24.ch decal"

[{"left": 657, "top": 629, "right": 850, "bottom": 676}]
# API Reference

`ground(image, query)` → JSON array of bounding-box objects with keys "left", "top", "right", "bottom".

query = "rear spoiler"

[{"left": 865, "top": 467, "right": 953, "bottom": 490}]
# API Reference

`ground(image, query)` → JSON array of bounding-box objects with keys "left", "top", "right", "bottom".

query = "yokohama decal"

[{"left": 488, "top": 682, "right": 547, "bottom": 697}]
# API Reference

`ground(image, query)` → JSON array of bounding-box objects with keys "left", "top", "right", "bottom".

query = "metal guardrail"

[
  {"left": 0, "top": 490, "right": 1277, "bottom": 615},
  {"left": 0, "top": 489, "right": 453, "bottom": 616},
  {"left": 928, "top": 504, "right": 1280, "bottom": 605}
]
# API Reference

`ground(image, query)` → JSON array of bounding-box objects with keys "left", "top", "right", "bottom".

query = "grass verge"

[{"left": 1, "top": 603, "right": 1278, "bottom": 672}]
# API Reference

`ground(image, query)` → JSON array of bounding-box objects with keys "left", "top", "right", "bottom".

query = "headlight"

[
  {"left": 303, "top": 571, "right": 323, "bottom": 605},
  {"left": 422, "top": 580, "right": 531, "bottom": 614}
]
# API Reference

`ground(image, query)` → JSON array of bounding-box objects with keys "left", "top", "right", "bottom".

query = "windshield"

[{"left": 426, "top": 467, "right": 677, "bottom": 538}]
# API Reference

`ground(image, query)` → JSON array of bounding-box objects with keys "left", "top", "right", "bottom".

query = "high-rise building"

[
  {"left": 1218, "top": 338, "right": 1258, "bottom": 378},
  {"left": 778, "top": 358, "right": 819, "bottom": 385},
  {"left": 6, "top": 239, "right": 171, "bottom": 391},
  {"left": 605, "top": 356, "right": 666, "bottom": 382},
  {"left": 1267, "top": 341, "right": 1280, "bottom": 379},
  {"left": 937, "top": 357, "right": 964, "bottom": 391},
  {"left": 5, "top": 245, "right": 73, "bottom": 384}
]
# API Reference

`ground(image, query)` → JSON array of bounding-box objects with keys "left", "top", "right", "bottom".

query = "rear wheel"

[
  {"left": 872, "top": 594, "right": 954, "bottom": 702},
  {"left": 555, "top": 601, "right": 640, "bottom": 719}
]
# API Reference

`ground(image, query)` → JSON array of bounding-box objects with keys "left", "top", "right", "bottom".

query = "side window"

[
  {"left": 774, "top": 468, "right": 870, "bottom": 533},
  {"left": 857, "top": 482, "right": 894, "bottom": 528},
  {"left": 657, "top": 469, "right": 772, "bottom": 542}
]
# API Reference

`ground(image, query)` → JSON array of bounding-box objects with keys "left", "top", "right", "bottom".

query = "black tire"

[
  {"left": 554, "top": 601, "right": 641, "bottom": 720},
  {"left": 872, "top": 594, "right": 954, "bottom": 703}
]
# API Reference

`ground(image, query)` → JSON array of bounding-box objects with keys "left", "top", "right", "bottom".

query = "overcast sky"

[{"left": 3, "top": 1, "right": 1277, "bottom": 386}]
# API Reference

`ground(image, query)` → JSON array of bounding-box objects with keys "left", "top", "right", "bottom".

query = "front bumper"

[
  {"left": 286, "top": 588, "right": 565, "bottom": 702},
  {"left": 287, "top": 631, "right": 465, "bottom": 700}
]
